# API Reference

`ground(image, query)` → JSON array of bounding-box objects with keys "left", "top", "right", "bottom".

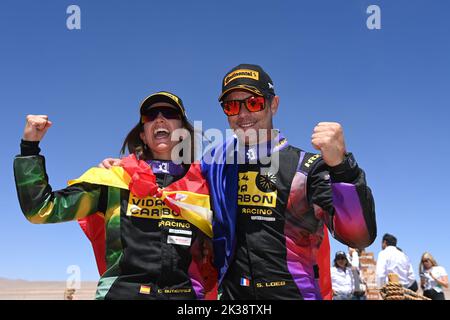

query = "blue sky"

[{"left": 1, "top": 0, "right": 449, "bottom": 282}]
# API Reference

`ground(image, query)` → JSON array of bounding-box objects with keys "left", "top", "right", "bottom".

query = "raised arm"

[
  {"left": 14, "top": 115, "right": 106, "bottom": 224},
  {"left": 309, "top": 122, "right": 376, "bottom": 248}
]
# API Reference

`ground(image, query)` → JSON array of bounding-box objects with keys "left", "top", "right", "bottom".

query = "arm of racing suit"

[
  {"left": 307, "top": 152, "right": 376, "bottom": 249},
  {"left": 14, "top": 140, "right": 107, "bottom": 224}
]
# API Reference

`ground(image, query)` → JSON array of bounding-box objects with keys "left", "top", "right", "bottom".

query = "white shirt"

[
  {"left": 331, "top": 266, "right": 354, "bottom": 295},
  {"left": 376, "top": 246, "right": 416, "bottom": 287},
  {"left": 422, "top": 266, "right": 448, "bottom": 293},
  {"left": 348, "top": 251, "right": 360, "bottom": 269}
]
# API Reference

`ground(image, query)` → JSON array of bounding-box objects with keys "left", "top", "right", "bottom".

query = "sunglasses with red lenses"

[
  {"left": 221, "top": 96, "right": 266, "bottom": 116},
  {"left": 141, "top": 107, "right": 181, "bottom": 123}
]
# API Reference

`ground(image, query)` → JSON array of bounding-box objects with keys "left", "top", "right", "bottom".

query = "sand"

[{"left": 0, "top": 277, "right": 448, "bottom": 300}]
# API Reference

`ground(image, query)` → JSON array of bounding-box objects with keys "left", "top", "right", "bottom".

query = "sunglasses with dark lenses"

[
  {"left": 141, "top": 107, "right": 181, "bottom": 123},
  {"left": 221, "top": 96, "right": 266, "bottom": 116}
]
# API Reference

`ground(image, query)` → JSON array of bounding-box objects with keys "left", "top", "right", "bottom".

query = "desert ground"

[
  {"left": 0, "top": 278, "right": 97, "bottom": 300},
  {"left": 0, "top": 277, "right": 448, "bottom": 300}
]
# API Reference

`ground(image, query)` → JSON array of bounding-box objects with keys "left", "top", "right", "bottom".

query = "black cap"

[
  {"left": 335, "top": 251, "right": 347, "bottom": 259},
  {"left": 218, "top": 64, "right": 275, "bottom": 101},
  {"left": 140, "top": 91, "right": 187, "bottom": 119}
]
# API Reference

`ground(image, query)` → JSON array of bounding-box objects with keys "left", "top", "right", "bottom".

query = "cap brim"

[
  {"left": 140, "top": 93, "right": 185, "bottom": 117},
  {"left": 218, "top": 85, "right": 264, "bottom": 101}
]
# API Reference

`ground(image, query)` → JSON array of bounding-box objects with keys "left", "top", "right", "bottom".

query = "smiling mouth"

[
  {"left": 153, "top": 127, "right": 170, "bottom": 139},
  {"left": 238, "top": 122, "right": 256, "bottom": 129}
]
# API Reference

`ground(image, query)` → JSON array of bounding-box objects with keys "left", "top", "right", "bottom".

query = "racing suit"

[
  {"left": 14, "top": 140, "right": 215, "bottom": 300},
  {"left": 203, "top": 133, "right": 376, "bottom": 300}
]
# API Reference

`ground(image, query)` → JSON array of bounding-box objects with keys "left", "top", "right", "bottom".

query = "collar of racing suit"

[
  {"left": 236, "top": 130, "right": 289, "bottom": 162},
  {"left": 146, "top": 159, "right": 187, "bottom": 176}
]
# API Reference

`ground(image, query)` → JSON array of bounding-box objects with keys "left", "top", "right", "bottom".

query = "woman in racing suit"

[{"left": 13, "top": 91, "right": 217, "bottom": 300}]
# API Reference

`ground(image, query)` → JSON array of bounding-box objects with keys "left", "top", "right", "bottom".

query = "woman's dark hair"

[{"left": 121, "top": 118, "right": 197, "bottom": 163}]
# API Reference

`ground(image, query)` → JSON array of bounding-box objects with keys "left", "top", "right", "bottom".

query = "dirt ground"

[{"left": 0, "top": 277, "right": 448, "bottom": 300}]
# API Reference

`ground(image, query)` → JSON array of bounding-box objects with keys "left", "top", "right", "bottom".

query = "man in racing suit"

[{"left": 202, "top": 64, "right": 377, "bottom": 300}]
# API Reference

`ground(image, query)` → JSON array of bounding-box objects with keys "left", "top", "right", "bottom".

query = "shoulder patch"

[{"left": 300, "top": 153, "right": 322, "bottom": 173}]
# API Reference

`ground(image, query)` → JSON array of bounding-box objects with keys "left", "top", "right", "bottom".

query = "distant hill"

[
  {"left": 0, "top": 277, "right": 448, "bottom": 300},
  {"left": 0, "top": 278, "right": 97, "bottom": 300}
]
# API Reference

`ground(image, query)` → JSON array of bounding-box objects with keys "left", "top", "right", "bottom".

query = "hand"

[
  {"left": 98, "top": 158, "right": 121, "bottom": 169},
  {"left": 23, "top": 115, "right": 52, "bottom": 141},
  {"left": 311, "top": 122, "right": 347, "bottom": 167},
  {"left": 429, "top": 272, "right": 437, "bottom": 281},
  {"left": 420, "top": 278, "right": 426, "bottom": 286}
]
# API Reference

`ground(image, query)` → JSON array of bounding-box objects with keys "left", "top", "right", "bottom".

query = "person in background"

[
  {"left": 348, "top": 247, "right": 360, "bottom": 269},
  {"left": 419, "top": 252, "right": 448, "bottom": 300},
  {"left": 331, "top": 251, "right": 354, "bottom": 300},
  {"left": 376, "top": 233, "right": 417, "bottom": 291},
  {"left": 348, "top": 247, "right": 367, "bottom": 300}
]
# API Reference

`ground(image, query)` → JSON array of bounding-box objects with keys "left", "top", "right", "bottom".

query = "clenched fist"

[
  {"left": 311, "top": 122, "right": 347, "bottom": 167},
  {"left": 23, "top": 115, "right": 52, "bottom": 141}
]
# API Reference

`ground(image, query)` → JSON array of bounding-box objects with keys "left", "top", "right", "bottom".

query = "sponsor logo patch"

[
  {"left": 224, "top": 69, "right": 259, "bottom": 86},
  {"left": 238, "top": 172, "right": 277, "bottom": 207},
  {"left": 304, "top": 154, "right": 321, "bottom": 168},
  {"left": 250, "top": 215, "right": 276, "bottom": 221},
  {"left": 126, "top": 194, "right": 183, "bottom": 220},
  {"left": 167, "top": 235, "right": 192, "bottom": 246},
  {"left": 168, "top": 228, "right": 192, "bottom": 236},
  {"left": 256, "top": 172, "right": 277, "bottom": 192}
]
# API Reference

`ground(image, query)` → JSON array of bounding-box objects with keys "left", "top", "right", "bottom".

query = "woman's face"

[
  {"left": 140, "top": 102, "right": 183, "bottom": 160},
  {"left": 422, "top": 258, "right": 432, "bottom": 270},
  {"left": 336, "top": 257, "right": 348, "bottom": 268}
]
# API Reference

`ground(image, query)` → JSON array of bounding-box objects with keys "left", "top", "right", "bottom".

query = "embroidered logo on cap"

[{"left": 224, "top": 69, "right": 259, "bottom": 86}]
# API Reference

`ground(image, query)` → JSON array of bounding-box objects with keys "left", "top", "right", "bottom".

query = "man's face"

[{"left": 223, "top": 89, "right": 279, "bottom": 145}]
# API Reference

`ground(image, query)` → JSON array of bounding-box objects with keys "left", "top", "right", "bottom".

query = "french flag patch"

[{"left": 240, "top": 277, "right": 250, "bottom": 287}]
